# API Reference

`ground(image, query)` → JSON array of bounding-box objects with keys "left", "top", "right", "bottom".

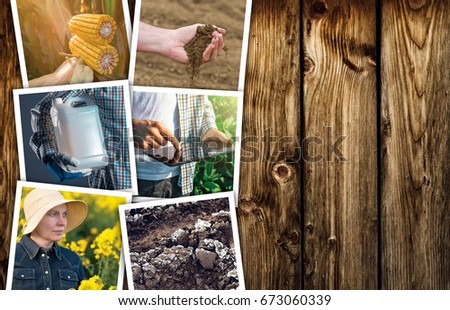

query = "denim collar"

[{"left": 20, "top": 234, "right": 62, "bottom": 260}]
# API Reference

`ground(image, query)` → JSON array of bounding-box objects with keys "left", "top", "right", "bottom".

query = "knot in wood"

[
  {"left": 304, "top": 56, "right": 315, "bottom": 74},
  {"left": 310, "top": 1, "right": 328, "bottom": 18},
  {"left": 238, "top": 199, "right": 257, "bottom": 214},
  {"left": 272, "top": 162, "right": 295, "bottom": 184},
  {"left": 276, "top": 231, "right": 300, "bottom": 260},
  {"left": 276, "top": 230, "right": 300, "bottom": 246},
  {"left": 327, "top": 236, "right": 337, "bottom": 248},
  {"left": 409, "top": 0, "right": 428, "bottom": 10}
]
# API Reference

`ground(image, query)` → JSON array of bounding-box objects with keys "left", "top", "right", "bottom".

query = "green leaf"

[
  {"left": 205, "top": 162, "right": 216, "bottom": 176},
  {"left": 204, "top": 181, "right": 221, "bottom": 191}
]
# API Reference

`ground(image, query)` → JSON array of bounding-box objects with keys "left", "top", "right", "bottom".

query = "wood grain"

[
  {"left": 0, "top": 0, "right": 449, "bottom": 290},
  {"left": 381, "top": 0, "right": 450, "bottom": 289},
  {"left": 302, "top": 0, "right": 378, "bottom": 289},
  {"left": 0, "top": 0, "right": 22, "bottom": 290},
  {"left": 237, "top": 0, "right": 302, "bottom": 289}
]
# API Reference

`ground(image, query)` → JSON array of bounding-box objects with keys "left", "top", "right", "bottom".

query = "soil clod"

[
  {"left": 184, "top": 24, "right": 224, "bottom": 87},
  {"left": 125, "top": 198, "right": 240, "bottom": 290}
]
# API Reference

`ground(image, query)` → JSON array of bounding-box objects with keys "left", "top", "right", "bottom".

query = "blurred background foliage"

[
  {"left": 192, "top": 95, "right": 237, "bottom": 195},
  {"left": 17, "top": 187, "right": 126, "bottom": 290}
]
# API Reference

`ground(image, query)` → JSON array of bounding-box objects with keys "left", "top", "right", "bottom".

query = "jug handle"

[{"left": 64, "top": 95, "right": 96, "bottom": 107}]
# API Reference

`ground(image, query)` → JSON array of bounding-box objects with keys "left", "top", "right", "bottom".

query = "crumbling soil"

[
  {"left": 124, "top": 198, "right": 240, "bottom": 290},
  {"left": 184, "top": 24, "right": 226, "bottom": 87}
]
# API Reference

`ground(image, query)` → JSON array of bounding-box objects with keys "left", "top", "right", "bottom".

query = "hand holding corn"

[{"left": 68, "top": 14, "right": 119, "bottom": 75}]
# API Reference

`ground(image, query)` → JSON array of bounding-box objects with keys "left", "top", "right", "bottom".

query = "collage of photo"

[{"left": 7, "top": 0, "right": 251, "bottom": 290}]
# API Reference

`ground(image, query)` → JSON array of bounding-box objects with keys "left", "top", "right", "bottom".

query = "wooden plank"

[
  {"left": 302, "top": 0, "right": 378, "bottom": 289},
  {"left": 237, "top": 0, "right": 302, "bottom": 289},
  {"left": 381, "top": 0, "right": 450, "bottom": 289},
  {"left": 0, "top": 0, "right": 22, "bottom": 289}
]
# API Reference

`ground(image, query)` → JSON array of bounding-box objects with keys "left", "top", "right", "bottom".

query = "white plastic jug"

[{"left": 50, "top": 96, "right": 108, "bottom": 171}]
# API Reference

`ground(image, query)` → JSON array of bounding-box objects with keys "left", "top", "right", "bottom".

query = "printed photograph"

[
  {"left": 130, "top": 0, "right": 252, "bottom": 90},
  {"left": 131, "top": 86, "right": 242, "bottom": 200},
  {"left": 7, "top": 181, "right": 132, "bottom": 290},
  {"left": 119, "top": 192, "right": 244, "bottom": 290},
  {"left": 11, "top": 0, "right": 131, "bottom": 87},
  {"left": 13, "top": 81, "right": 137, "bottom": 193}
]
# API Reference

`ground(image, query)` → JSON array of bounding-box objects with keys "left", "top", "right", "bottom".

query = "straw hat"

[{"left": 23, "top": 188, "right": 88, "bottom": 235}]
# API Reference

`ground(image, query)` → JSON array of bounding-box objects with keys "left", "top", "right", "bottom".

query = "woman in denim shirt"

[{"left": 12, "top": 188, "right": 88, "bottom": 290}]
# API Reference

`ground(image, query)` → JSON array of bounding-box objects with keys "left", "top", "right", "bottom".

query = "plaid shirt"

[
  {"left": 29, "top": 86, "right": 131, "bottom": 190},
  {"left": 177, "top": 94, "right": 217, "bottom": 195},
  {"left": 133, "top": 93, "right": 216, "bottom": 195}
]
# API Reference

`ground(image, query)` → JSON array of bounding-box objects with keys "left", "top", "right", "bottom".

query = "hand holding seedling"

[
  {"left": 132, "top": 119, "right": 182, "bottom": 164},
  {"left": 137, "top": 22, "right": 226, "bottom": 64}
]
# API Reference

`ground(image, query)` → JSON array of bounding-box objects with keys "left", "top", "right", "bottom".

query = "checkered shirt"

[
  {"left": 176, "top": 94, "right": 217, "bottom": 195},
  {"left": 29, "top": 86, "right": 132, "bottom": 190}
]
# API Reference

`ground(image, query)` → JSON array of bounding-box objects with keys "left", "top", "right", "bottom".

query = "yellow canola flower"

[
  {"left": 90, "top": 227, "right": 99, "bottom": 235},
  {"left": 82, "top": 258, "right": 91, "bottom": 268},
  {"left": 91, "top": 226, "right": 121, "bottom": 260},
  {"left": 78, "top": 275, "right": 104, "bottom": 290},
  {"left": 67, "top": 239, "right": 88, "bottom": 257},
  {"left": 16, "top": 218, "right": 27, "bottom": 242}
]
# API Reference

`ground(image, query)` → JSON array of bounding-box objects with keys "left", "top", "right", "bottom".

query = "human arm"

[
  {"left": 30, "top": 92, "right": 91, "bottom": 181},
  {"left": 199, "top": 96, "right": 233, "bottom": 150},
  {"left": 132, "top": 119, "right": 182, "bottom": 164},
  {"left": 137, "top": 22, "right": 226, "bottom": 64},
  {"left": 30, "top": 92, "right": 60, "bottom": 161}
]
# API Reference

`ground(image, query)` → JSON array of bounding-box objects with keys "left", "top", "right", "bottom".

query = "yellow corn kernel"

[
  {"left": 68, "top": 14, "right": 117, "bottom": 45},
  {"left": 69, "top": 35, "right": 119, "bottom": 75}
]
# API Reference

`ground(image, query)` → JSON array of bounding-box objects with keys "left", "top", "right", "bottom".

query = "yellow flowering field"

[{"left": 17, "top": 187, "right": 126, "bottom": 290}]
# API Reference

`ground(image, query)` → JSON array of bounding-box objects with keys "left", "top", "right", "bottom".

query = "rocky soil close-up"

[{"left": 124, "top": 197, "right": 241, "bottom": 290}]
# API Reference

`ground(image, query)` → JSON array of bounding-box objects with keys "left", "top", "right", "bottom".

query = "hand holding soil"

[
  {"left": 132, "top": 119, "right": 182, "bottom": 164},
  {"left": 138, "top": 22, "right": 226, "bottom": 64},
  {"left": 137, "top": 22, "right": 227, "bottom": 87}
]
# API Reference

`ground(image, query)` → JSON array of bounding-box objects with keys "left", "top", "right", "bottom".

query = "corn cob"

[
  {"left": 69, "top": 35, "right": 119, "bottom": 75},
  {"left": 68, "top": 14, "right": 117, "bottom": 45}
]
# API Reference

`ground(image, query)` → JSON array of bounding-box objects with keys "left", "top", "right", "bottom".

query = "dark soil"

[
  {"left": 184, "top": 24, "right": 223, "bottom": 87},
  {"left": 124, "top": 198, "right": 240, "bottom": 290}
]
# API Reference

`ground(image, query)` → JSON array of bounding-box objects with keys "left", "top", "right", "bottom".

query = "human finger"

[
  {"left": 168, "top": 135, "right": 181, "bottom": 154},
  {"left": 209, "top": 39, "right": 219, "bottom": 60},
  {"left": 212, "top": 25, "right": 226, "bottom": 36},
  {"left": 209, "top": 35, "right": 221, "bottom": 57},
  {"left": 212, "top": 32, "right": 224, "bottom": 51},
  {"left": 144, "top": 135, "right": 161, "bottom": 150},
  {"left": 202, "top": 42, "right": 216, "bottom": 62},
  {"left": 168, "top": 137, "right": 182, "bottom": 164},
  {"left": 154, "top": 122, "right": 177, "bottom": 145},
  {"left": 159, "top": 156, "right": 170, "bottom": 163},
  {"left": 148, "top": 126, "right": 168, "bottom": 146},
  {"left": 169, "top": 147, "right": 182, "bottom": 165}
]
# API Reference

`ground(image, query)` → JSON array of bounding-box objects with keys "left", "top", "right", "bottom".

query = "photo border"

[
  {"left": 118, "top": 191, "right": 245, "bottom": 290},
  {"left": 6, "top": 180, "right": 133, "bottom": 290},
  {"left": 131, "top": 85, "right": 243, "bottom": 204},
  {"left": 127, "top": 0, "right": 253, "bottom": 91},
  {"left": 13, "top": 80, "right": 138, "bottom": 195},
  {"left": 10, "top": 0, "right": 133, "bottom": 88}
]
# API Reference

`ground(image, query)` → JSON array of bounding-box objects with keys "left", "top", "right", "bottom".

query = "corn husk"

[{"left": 28, "top": 56, "right": 94, "bottom": 87}]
